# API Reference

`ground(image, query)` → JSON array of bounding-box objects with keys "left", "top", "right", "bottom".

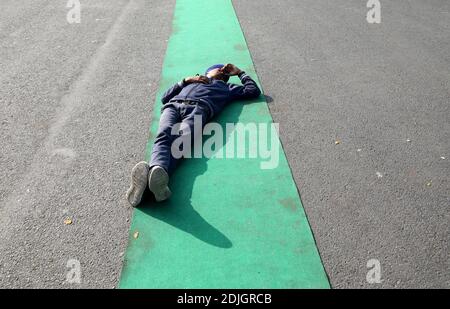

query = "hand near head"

[
  {"left": 184, "top": 75, "right": 210, "bottom": 84},
  {"left": 220, "top": 63, "right": 242, "bottom": 76}
]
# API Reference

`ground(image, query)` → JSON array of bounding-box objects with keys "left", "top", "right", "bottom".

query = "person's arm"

[
  {"left": 161, "top": 80, "right": 185, "bottom": 104},
  {"left": 228, "top": 71, "right": 261, "bottom": 100},
  {"left": 220, "top": 64, "right": 261, "bottom": 100}
]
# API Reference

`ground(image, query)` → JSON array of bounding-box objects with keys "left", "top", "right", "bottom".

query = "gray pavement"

[
  {"left": 0, "top": 0, "right": 174, "bottom": 288},
  {"left": 0, "top": 0, "right": 448, "bottom": 288},
  {"left": 234, "top": 0, "right": 449, "bottom": 288}
]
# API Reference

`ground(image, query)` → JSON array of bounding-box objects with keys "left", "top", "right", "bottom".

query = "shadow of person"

[{"left": 139, "top": 97, "right": 261, "bottom": 249}]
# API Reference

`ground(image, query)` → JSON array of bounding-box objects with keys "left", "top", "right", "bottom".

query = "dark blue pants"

[{"left": 149, "top": 102, "right": 209, "bottom": 175}]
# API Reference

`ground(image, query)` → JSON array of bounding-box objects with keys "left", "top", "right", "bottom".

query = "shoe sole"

[
  {"left": 126, "top": 161, "right": 150, "bottom": 207},
  {"left": 148, "top": 166, "right": 171, "bottom": 202}
]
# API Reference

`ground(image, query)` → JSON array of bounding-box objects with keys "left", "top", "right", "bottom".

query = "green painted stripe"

[{"left": 119, "top": 0, "right": 329, "bottom": 289}]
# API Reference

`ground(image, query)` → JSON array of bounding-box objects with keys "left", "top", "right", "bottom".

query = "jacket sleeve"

[
  {"left": 161, "top": 80, "right": 186, "bottom": 104},
  {"left": 228, "top": 72, "right": 262, "bottom": 101}
]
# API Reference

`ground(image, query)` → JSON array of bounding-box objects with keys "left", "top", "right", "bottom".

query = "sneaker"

[
  {"left": 148, "top": 165, "right": 172, "bottom": 202},
  {"left": 126, "top": 161, "right": 150, "bottom": 207}
]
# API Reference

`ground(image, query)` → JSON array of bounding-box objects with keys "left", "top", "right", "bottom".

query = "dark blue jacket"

[{"left": 161, "top": 72, "right": 261, "bottom": 119}]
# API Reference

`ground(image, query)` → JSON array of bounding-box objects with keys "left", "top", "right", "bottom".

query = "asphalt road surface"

[{"left": 0, "top": 0, "right": 448, "bottom": 288}]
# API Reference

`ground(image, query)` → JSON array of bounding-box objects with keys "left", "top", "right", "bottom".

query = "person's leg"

[
  {"left": 162, "top": 104, "right": 208, "bottom": 174},
  {"left": 127, "top": 104, "right": 180, "bottom": 207},
  {"left": 148, "top": 103, "right": 208, "bottom": 203},
  {"left": 147, "top": 103, "right": 181, "bottom": 202},
  {"left": 173, "top": 103, "right": 209, "bottom": 165},
  {"left": 149, "top": 104, "right": 181, "bottom": 174},
  {"left": 126, "top": 161, "right": 150, "bottom": 207}
]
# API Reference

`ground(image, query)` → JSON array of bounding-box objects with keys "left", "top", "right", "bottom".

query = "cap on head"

[{"left": 205, "top": 64, "right": 224, "bottom": 75}]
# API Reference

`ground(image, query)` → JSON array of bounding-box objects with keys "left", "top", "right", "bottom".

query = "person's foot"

[
  {"left": 126, "top": 161, "right": 150, "bottom": 207},
  {"left": 148, "top": 165, "right": 172, "bottom": 202}
]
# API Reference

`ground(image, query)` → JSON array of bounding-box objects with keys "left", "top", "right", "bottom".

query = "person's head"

[{"left": 205, "top": 64, "right": 229, "bottom": 82}]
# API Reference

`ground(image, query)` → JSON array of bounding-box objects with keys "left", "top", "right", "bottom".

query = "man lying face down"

[{"left": 126, "top": 63, "right": 261, "bottom": 207}]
